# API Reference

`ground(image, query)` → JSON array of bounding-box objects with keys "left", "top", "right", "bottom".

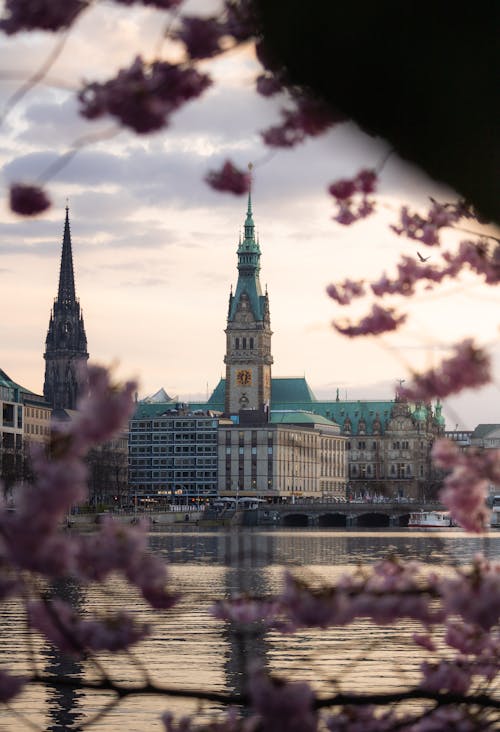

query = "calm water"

[{"left": 1, "top": 528, "right": 498, "bottom": 730}]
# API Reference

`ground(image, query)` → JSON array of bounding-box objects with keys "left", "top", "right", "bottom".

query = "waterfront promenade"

[{"left": 68, "top": 499, "right": 442, "bottom": 528}]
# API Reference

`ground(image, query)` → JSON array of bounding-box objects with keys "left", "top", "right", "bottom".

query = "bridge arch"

[
  {"left": 282, "top": 512, "right": 309, "bottom": 527},
  {"left": 356, "top": 511, "right": 391, "bottom": 528},
  {"left": 318, "top": 512, "right": 347, "bottom": 528}
]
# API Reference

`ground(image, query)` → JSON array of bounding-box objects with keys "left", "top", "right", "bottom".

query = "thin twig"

[
  {"left": 36, "top": 125, "right": 121, "bottom": 184},
  {"left": 4, "top": 704, "right": 43, "bottom": 732},
  {"left": 73, "top": 695, "right": 121, "bottom": 731},
  {"left": 0, "top": 0, "right": 89, "bottom": 130}
]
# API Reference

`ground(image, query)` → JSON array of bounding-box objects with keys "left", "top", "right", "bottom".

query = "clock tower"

[
  {"left": 224, "top": 188, "right": 273, "bottom": 417},
  {"left": 43, "top": 206, "right": 89, "bottom": 410}
]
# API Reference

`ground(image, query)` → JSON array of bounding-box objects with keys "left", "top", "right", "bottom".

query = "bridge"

[{"left": 252, "top": 501, "right": 443, "bottom": 528}]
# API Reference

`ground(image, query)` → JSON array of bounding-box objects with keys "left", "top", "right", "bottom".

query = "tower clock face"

[{"left": 236, "top": 369, "right": 252, "bottom": 386}]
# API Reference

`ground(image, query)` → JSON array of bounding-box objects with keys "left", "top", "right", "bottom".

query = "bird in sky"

[{"left": 417, "top": 251, "right": 430, "bottom": 262}]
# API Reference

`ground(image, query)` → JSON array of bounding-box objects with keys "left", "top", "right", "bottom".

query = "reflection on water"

[{"left": 1, "top": 528, "right": 498, "bottom": 730}]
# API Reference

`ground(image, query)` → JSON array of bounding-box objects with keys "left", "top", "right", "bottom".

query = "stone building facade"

[
  {"left": 0, "top": 369, "right": 51, "bottom": 490},
  {"left": 218, "top": 413, "right": 346, "bottom": 500}
]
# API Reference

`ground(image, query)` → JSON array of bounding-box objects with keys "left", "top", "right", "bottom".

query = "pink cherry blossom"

[
  {"left": 421, "top": 659, "right": 472, "bottom": 694},
  {"left": 79, "top": 57, "right": 212, "bottom": 134},
  {"left": 72, "top": 364, "right": 137, "bottom": 450},
  {"left": 9, "top": 183, "right": 51, "bottom": 216},
  {"left": 205, "top": 160, "right": 251, "bottom": 195},
  {"left": 0, "top": 669, "right": 26, "bottom": 703},
  {"left": 177, "top": 16, "right": 225, "bottom": 60},
  {"left": 0, "top": 0, "right": 86, "bottom": 34},
  {"left": 115, "top": 0, "right": 181, "bottom": 7},
  {"left": 224, "top": 0, "right": 258, "bottom": 42},
  {"left": 391, "top": 201, "right": 465, "bottom": 246},
  {"left": 248, "top": 668, "right": 318, "bottom": 732},
  {"left": 328, "top": 169, "right": 377, "bottom": 225},
  {"left": 439, "top": 556, "right": 500, "bottom": 631},
  {"left": 413, "top": 633, "right": 436, "bottom": 652},
  {"left": 411, "top": 706, "right": 485, "bottom": 732},
  {"left": 261, "top": 93, "right": 343, "bottom": 148},
  {"left": 29, "top": 598, "right": 150, "bottom": 655},
  {"left": 333, "top": 304, "right": 406, "bottom": 337},
  {"left": 211, "top": 596, "right": 281, "bottom": 624},
  {"left": 326, "top": 279, "right": 365, "bottom": 305},
  {"left": 431, "top": 438, "right": 493, "bottom": 531},
  {"left": 399, "top": 339, "right": 491, "bottom": 401},
  {"left": 277, "top": 572, "right": 353, "bottom": 630},
  {"left": 256, "top": 73, "right": 284, "bottom": 97},
  {"left": 163, "top": 708, "right": 246, "bottom": 731},
  {"left": 326, "top": 706, "right": 405, "bottom": 732}
]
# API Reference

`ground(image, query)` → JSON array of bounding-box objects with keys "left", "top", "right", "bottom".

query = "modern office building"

[{"left": 128, "top": 399, "right": 218, "bottom": 505}]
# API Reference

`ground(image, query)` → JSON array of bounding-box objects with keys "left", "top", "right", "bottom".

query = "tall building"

[
  {"left": 43, "top": 207, "right": 88, "bottom": 411},
  {"left": 0, "top": 369, "right": 51, "bottom": 491},
  {"left": 128, "top": 401, "right": 219, "bottom": 505},
  {"left": 224, "top": 191, "right": 272, "bottom": 417}
]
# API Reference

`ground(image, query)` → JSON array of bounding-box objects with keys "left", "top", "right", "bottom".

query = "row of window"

[
  {"left": 131, "top": 420, "right": 217, "bottom": 431},
  {"left": 349, "top": 463, "right": 425, "bottom": 478},
  {"left": 130, "top": 433, "right": 217, "bottom": 443},
  {"left": 234, "top": 337, "right": 254, "bottom": 350},
  {"left": 25, "top": 407, "right": 50, "bottom": 419},
  {"left": 25, "top": 424, "right": 50, "bottom": 436},
  {"left": 131, "top": 471, "right": 217, "bottom": 480},
  {"left": 347, "top": 440, "right": 425, "bottom": 451}
]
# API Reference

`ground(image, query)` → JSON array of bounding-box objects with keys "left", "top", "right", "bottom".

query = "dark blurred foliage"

[{"left": 256, "top": 1, "right": 499, "bottom": 223}]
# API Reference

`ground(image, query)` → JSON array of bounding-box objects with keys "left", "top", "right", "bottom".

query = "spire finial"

[{"left": 247, "top": 162, "right": 253, "bottom": 214}]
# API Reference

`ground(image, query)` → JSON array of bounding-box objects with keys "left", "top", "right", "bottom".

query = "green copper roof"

[
  {"left": 434, "top": 401, "right": 445, "bottom": 425},
  {"left": 270, "top": 411, "right": 340, "bottom": 428},
  {"left": 272, "top": 377, "right": 317, "bottom": 403},
  {"left": 189, "top": 377, "right": 396, "bottom": 434},
  {"left": 0, "top": 368, "right": 45, "bottom": 403},
  {"left": 412, "top": 404, "right": 427, "bottom": 421},
  {"left": 131, "top": 401, "right": 218, "bottom": 420}
]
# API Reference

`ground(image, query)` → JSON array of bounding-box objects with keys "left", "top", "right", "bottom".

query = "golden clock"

[{"left": 236, "top": 369, "right": 252, "bottom": 386}]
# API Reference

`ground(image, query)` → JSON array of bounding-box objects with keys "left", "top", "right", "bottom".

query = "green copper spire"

[
  {"left": 237, "top": 170, "right": 260, "bottom": 259},
  {"left": 228, "top": 173, "right": 267, "bottom": 322}
]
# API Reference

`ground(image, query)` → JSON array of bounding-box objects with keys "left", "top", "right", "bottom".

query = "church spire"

[
  {"left": 57, "top": 205, "right": 76, "bottom": 305},
  {"left": 43, "top": 207, "right": 89, "bottom": 411}
]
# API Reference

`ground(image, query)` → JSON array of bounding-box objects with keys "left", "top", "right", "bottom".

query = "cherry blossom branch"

[
  {"left": 0, "top": 0, "right": 92, "bottom": 125},
  {"left": 24, "top": 673, "right": 500, "bottom": 712}
]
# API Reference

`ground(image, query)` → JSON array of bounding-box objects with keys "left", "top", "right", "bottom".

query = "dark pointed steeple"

[
  {"left": 43, "top": 207, "right": 89, "bottom": 411},
  {"left": 57, "top": 205, "right": 76, "bottom": 305}
]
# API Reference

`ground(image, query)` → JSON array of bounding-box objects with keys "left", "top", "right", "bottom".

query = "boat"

[{"left": 408, "top": 510, "right": 452, "bottom": 528}]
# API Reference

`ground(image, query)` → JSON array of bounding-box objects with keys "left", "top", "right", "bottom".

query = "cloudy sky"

[{"left": 1, "top": 1, "right": 499, "bottom": 429}]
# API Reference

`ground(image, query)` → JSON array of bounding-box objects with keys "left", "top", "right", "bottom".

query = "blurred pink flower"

[
  {"left": 333, "top": 304, "right": 406, "bottom": 337},
  {"left": 400, "top": 339, "right": 491, "bottom": 401},
  {"left": 79, "top": 56, "right": 211, "bottom": 134},
  {"left": 249, "top": 668, "right": 318, "bottom": 732},
  {"left": 29, "top": 598, "right": 150, "bottom": 655},
  {"left": 205, "top": 160, "right": 251, "bottom": 195},
  {"left": 0, "top": 0, "right": 86, "bottom": 34},
  {"left": 0, "top": 669, "right": 26, "bottom": 703},
  {"left": 9, "top": 183, "right": 51, "bottom": 216}
]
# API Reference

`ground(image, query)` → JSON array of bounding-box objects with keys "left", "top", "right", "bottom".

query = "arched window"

[
  {"left": 250, "top": 337, "right": 254, "bottom": 349},
  {"left": 242, "top": 337, "right": 247, "bottom": 349},
  {"left": 235, "top": 338, "right": 239, "bottom": 349}
]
